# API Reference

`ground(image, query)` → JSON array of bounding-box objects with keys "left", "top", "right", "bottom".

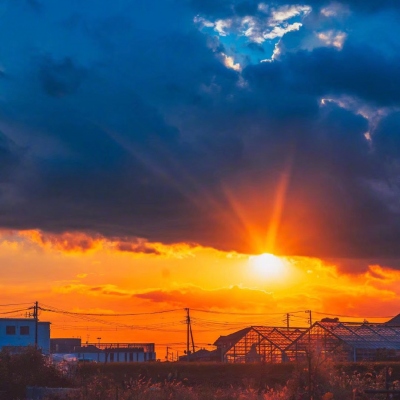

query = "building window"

[
  {"left": 129, "top": 352, "right": 133, "bottom": 362},
  {"left": 20, "top": 326, "right": 30, "bottom": 335},
  {"left": 6, "top": 326, "right": 16, "bottom": 335},
  {"left": 110, "top": 353, "right": 114, "bottom": 362}
]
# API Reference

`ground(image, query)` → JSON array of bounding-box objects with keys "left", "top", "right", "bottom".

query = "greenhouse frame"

[
  {"left": 217, "top": 326, "right": 307, "bottom": 363},
  {"left": 285, "top": 321, "right": 400, "bottom": 362},
  {"left": 215, "top": 321, "right": 400, "bottom": 363}
]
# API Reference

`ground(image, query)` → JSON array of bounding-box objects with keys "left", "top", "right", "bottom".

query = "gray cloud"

[{"left": 0, "top": 0, "right": 400, "bottom": 269}]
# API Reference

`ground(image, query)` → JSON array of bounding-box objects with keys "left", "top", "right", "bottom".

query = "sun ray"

[{"left": 265, "top": 142, "right": 295, "bottom": 253}]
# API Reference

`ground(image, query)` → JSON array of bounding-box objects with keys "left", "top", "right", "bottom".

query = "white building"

[
  {"left": 0, "top": 318, "right": 50, "bottom": 354},
  {"left": 75, "top": 343, "right": 156, "bottom": 363}
]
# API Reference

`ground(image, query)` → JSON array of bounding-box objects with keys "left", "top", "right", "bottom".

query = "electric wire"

[
  {"left": 41, "top": 305, "right": 182, "bottom": 317},
  {"left": 0, "top": 307, "right": 31, "bottom": 315},
  {"left": 191, "top": 308, "right": 305, "bottom": 316},
  {"left": 40, "top": 303, "right": 187, "bottom": 332},
  {"left": 313, "top": 311, "right": 395, "bottom": 319},
  {"left": 6, "top": 302, "right": 395, "bottom": 339}
]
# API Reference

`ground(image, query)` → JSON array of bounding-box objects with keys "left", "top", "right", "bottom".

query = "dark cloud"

[
  {"left": 0, "top": 0, "right": 400, "bottom": 267},
  {"left": 190, "top": 0, "right": 400, "bottom": 17},
  {"left": 24, "top": 231, "right": 105, "bottom": 252},
  {"left": 26, "top": 0, "right": 42, "bottom": 11},
  {"left": 373, "top": 112, "right": 400, "bottom": 160},
  {"left": 283, "top": 45, "right": 400, "bottom": 107},
  {"left": 234, "top": 0, "right": 259, "bottom": 16},
  {"left": 326, "top": 0, "right": 400, "bottom": 12},
  {"left": 116, "top": 240, "right": 161, "bottom": 255},
  {"left": 39, "top": 57, "right": 86, "bottom": 97},
  {"left": 0, "top": 131, "right": 22, "bottom": 183},
  {"left": 328, "top": 258, "right": 400, "bottom": 274},
  {"left": 134, "top": 286, "right": 276, "bottom": 310}
]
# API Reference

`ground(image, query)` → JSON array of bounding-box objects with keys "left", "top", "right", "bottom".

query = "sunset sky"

[{"left": 1, "top": 0, "right": 400, "bottom": 356}]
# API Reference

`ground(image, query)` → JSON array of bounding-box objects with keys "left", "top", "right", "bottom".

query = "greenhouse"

[
  {"left": 215, "top": 321, "right": 400, "bottom": 363},
  {"left": 285, "top": 322, "right": 400, "bottom": 362},
  {"left": 216, "top": 326, "right": 307, "bottom": 363}
]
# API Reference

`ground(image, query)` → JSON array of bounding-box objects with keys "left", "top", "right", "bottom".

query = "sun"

[{"left": 249, "top": 253, "right": 286, "bottom": 280}]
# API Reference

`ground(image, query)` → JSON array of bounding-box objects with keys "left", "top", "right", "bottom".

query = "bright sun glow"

[{"left": 249, "top": 253, "right": 286, "bottom": 280}]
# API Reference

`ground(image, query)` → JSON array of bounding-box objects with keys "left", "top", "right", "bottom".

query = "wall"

[
  {"left": 0, "top": 319, "right": 50, "bottom": 354},
  {"left": 75, "top": 350, "right": 157, "bottom": 363}
]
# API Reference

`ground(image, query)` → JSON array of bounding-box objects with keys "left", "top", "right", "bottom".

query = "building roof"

[
  {"left": 75, "top": 343, "right": 155, "bottom": 353},
  {"left": 288, "top": 321, "right": 400, "bottom": 351},
  {"left": 252, "top": 327, "right": 306, "bottom": 351},
  {"left": 214, "top": 327, "right": 251, "bottom": 348},
  {"left": 0, "top": 318, "right": 50, "bottom": 325},
  {"left": 386, "top": 314, "right": 400, "bottom": 326},
  {"left": 75, "top": 345, "right": 100, "bottom": 353},
  {"left": 179, "top": 348, "right": 219, "bottom": 361},
  {"left": 215, "top": 326, "right": 307, "bottom": 355}
]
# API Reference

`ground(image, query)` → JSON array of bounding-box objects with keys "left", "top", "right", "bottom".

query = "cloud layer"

[{"left": 1, "top": 0, "right": 400, "bottom": 263}]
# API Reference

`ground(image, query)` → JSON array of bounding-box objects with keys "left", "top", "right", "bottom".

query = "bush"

[{"left": 0, "top": 347, "right": 72, "bottom": 399}]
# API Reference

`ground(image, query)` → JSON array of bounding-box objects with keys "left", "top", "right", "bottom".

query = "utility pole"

[
  {"left": 306, "top": 310, "right": 312, "bottom": 327},
  {"left": 185, "top": 308, "right": 195, "bottom": 361},
  {"left": 286, "top": 313, "right": 290, "bottom": 330},
  {"left": 190, "top": 319, "right": 195, "bottom": 355},
  {"left": 185, "top": 308, "right": 190, "bottom": 361},
  {"left": 33, "top": 301, "right": 38, "bottom": 349}
]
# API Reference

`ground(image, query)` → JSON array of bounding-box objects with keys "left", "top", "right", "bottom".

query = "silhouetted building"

[
  {"left": 75, "top": 342, "right": 156, "bottom": 363},
  {"left": 51, "top": 338, "right": 81, "bottom": 353},
  {"left": 0, "top": 318, "right": 50, "bottom": 354},
  {"left": 179, "top": 348, "right": 219, "bottom": 362},
  {"left": 386, "top": 314, "right": 400, "bottom": 326}
]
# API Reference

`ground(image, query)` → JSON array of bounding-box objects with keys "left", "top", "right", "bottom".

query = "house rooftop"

[
  {"left": 213, "top": 327, "right": 251, "bottom": 347},
  {"left": 386, "top": 314, "right": 400, "bottom": 326},
  {"left": 0, "top": 318, "right": 50, "bottom": 324}
]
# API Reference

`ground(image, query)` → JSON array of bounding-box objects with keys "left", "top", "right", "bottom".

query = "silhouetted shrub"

[{"left": 0, "top": 347, "right": 71, "bottom": 399}]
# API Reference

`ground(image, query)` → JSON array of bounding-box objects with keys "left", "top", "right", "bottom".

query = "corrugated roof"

[{"left": 292, "top": 322, "right": 400, "bottom": 350}]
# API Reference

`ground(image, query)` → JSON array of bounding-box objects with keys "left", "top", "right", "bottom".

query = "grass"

[
  {"left": 69, "top": 361, "right": 400, "bottom": 399},
  {"left": 4, "top": 348, "right": 400, "bottom": 399},
  {"left": 76, "top": 362, "right": 295, "bottom": 388}
]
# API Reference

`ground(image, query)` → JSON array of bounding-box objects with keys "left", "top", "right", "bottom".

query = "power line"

[
  {"left": 42, "top": 303, "right": 395, "bottom": 320},
  {"left": 0, "top": 303, "right": 33, "bottom": 307},
  {"left": 41, "top": 306, "right": 182, "bottom": 317},
  {"left": 0, "top": 307, "right": 31, "bottom": 315},
  {"left": 39, "top": 304, "right": 187, "bottom": 332},
  {"left": 191, "top": 308, "right": 303, "bottom": 316},
  {"left": 313, "top": 311, "right": 395, "bottom": 319}
]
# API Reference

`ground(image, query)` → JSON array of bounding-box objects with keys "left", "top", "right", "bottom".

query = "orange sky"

[{"left": 1, "top": 229, "right": 399, "bottom": 359}]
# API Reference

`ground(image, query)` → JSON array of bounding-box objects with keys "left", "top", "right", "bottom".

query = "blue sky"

[{"left": 1, "top": 0, "right": 400, "bottom": 268}]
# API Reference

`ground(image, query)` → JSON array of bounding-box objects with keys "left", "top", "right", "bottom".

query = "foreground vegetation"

[
  {"left": 73, "top": 362, "right": 400, "bottom": 400},
  {"left": 1, "top": 348, "right": 400, "bottom": 399},
  {"left": 0, "top": 347, "right": 70, "bottom": 399}
]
